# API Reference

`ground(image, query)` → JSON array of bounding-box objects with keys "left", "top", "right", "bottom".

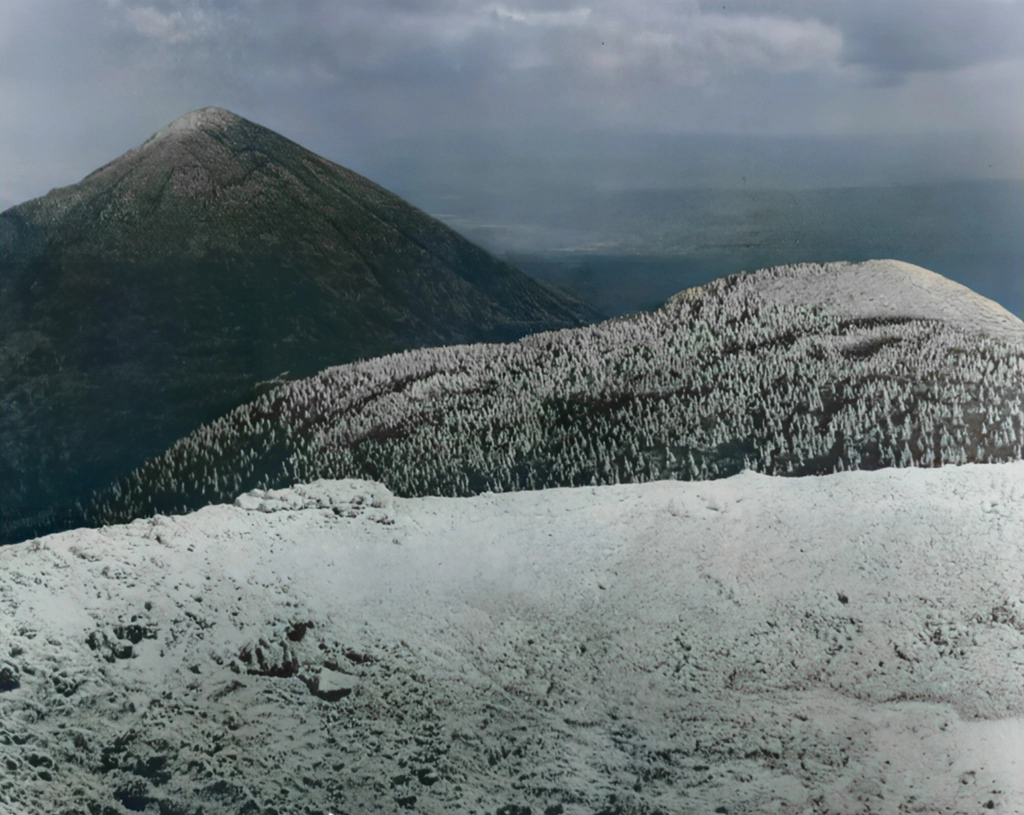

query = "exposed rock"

[{"left": 306, "top": 667, "right": 358, "bottom": 702}]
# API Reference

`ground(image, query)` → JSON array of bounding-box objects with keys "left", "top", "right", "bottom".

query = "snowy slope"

[
  {"left": 670, "top": 259, "right": 1024, "bottom": 342},
  {"left": 74, "top": 260, "right": 1024, "bottom": 537},
  {"left": 2, "top": 464, "right": 1024, "bottom": 814}
]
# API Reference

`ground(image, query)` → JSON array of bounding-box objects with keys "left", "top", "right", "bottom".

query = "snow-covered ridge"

[
  {"left": 671, "top": 259, "right": 1024, "bottom": 342},
  {"left": 79, "top": 258, "right": 1024, "bottom": 533},
  {"left": 3, "top": 464, "right": 1023, "bottom": 813}
]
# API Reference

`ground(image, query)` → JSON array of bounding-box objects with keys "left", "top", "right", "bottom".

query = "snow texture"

[
  {"left": 2, "top": 464, "right": 1023, "bottom": 814},
  {"left": 78, "top": 260, "right": 1024, "bottom": 533},
  {"left": 672, "top": 259, "right": 1024, "bottom": 343}
]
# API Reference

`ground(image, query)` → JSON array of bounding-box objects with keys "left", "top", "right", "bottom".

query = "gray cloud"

[
  {"left": 841, "top": 1, "right": 1024, "bottom": 75},
  {"left": 87, "top": 1, "right": 850, "bottom": 116},
  {"left": 118, "top": 1, "right": 214, "bottom": 44},
  {"left": 725, "top": 0, "right": 1024, "bottom": 83},
  {"left": 0, "top": 0, "right": 1020, "bottom": 208}
]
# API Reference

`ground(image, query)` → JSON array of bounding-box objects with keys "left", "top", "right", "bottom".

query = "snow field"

[{"left": 2, "top": 464, "right": 1023, "bottom": 814}]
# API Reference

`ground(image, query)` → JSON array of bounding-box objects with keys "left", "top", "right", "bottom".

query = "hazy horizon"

[
  {"left": 3, "top": 0, "right": 1022, "bottom": 208},
  {"left": 1, "top": 1, "right": 1020, "bottom": 315}
]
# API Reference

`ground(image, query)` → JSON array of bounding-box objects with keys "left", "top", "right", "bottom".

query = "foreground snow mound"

[{"left": 2, "top": 465, "right": 1023, "bottom": 814}]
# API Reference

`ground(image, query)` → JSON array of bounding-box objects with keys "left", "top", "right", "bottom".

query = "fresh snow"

[
  {"left": 673, "top": 259, "right": 1024, "bottom": 342},
  {"left": 2, "top": 464, "right": 1023, "bottom": 814}
]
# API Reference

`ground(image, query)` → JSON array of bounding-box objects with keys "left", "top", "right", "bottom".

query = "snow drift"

[{"left": 2, "top": 463, "right": 1023, "bottom": 814}]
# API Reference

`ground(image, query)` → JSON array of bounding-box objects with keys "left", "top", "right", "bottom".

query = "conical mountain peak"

[
  {"left": 0, "top": 110, "right": 596, "bottom": 543},
  {"left": 140, "top": 106, "right": 247, "bottom": 146}
]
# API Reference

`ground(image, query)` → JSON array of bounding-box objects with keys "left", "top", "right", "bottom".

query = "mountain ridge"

[
  {"left": 66, "top": 260, "right": 1024, "bottom": 537},
  {"left": 668, "top": 258, "right": 1022, "bottom": 341},
  {"left": 0, "top": 107, "right": 597, "bottom": 543}
]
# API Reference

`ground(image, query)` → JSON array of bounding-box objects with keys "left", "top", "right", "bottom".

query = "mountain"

[
  {"left": 0, "top": 107, "right": 597, "bottom": 543},
  {"left": 71, "top": 259, "right": 1024, "bottom": 534},
  {"left": 3, "top": 464, "right": 1022, "bottom": 813}
]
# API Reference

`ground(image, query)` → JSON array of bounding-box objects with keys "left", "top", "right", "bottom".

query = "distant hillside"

[
  {"left": 71, "top": 260, "right": 1024, "bottom": 533},
  {"left": 0, "top": 107, "right": 596, "bottom": 544}
]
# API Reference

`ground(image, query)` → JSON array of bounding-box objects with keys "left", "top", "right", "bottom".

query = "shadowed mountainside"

[
  {"left": 70, "top": 260, "right": 1024, "bottom": 535},
  {"left": 0, "top": 107, "right": 597, "bottom": 544}
]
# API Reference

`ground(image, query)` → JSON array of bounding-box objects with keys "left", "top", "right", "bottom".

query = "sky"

[{"left": 1, "top": 0, "right": 1022, "bottom": 210}]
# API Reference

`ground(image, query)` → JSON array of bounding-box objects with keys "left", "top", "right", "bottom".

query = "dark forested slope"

[
  {"left": 0, "top": 107, "right": 595, "bottom": 543},
  {"left": 73, "top": 260, "right": 1024, "bottom": 533}
]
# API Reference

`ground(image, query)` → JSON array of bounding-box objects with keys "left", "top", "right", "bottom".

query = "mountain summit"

[
  {"left": 0, "top": 107, "right": 596, "bottom": 542},
  {"left": 2, "top": 106, "right": 591, "bottom": 341},
  {"left": 669, "top": 258, "right": 1023, "bottom": 342}
]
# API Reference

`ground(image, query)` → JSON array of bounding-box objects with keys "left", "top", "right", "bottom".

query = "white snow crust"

[
  {"left": 675, "top": 259, "right": 1024, "bottom": 343},
  {"left": 2, "top": 464, "right": 1023, "bottom": 814}
]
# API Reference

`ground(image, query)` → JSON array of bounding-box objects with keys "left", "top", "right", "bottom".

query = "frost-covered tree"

[{"left": 74, "top": 262, "right": 1024, "bottom": 531}]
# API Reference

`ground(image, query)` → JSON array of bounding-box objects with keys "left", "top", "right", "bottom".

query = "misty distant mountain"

[
  {"left": 0, "top": 107, "right": 597, "bottom": 544},
  {"left": 380, "top": 173, "right": 1019, "bottom": 319},
  {"left": 74, "top": 260, "right": 1024, "bottom": 534}
]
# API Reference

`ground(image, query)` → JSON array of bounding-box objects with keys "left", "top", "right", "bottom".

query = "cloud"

[
  {"left": 370, "top": 3, "right": 843, "bottom": 82},
  {"left": 735, "top": 0, "right": 1024, "bottom": 86},
  {"left": 838, "top": 0, "right": 1024, "bottom": 78},
  {"left": 111, "top": 1, "right": 213, "bottom": 45},
  {"left": 487, "top": 4, "right": 593, "bottom": 28},
  {"left": 1, "top": 0, "right": 1021, "bottom": 208},
  {"left": 566, "top": 9, "right": 843, "bottom": 84},
  {"left": 174, "top": 2, "right": 842, "bottom": 90}
]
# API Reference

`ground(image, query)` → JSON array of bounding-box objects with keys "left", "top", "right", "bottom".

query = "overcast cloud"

[{"left": 1, "top": 0, "right": 1021, "bottom": 208}]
